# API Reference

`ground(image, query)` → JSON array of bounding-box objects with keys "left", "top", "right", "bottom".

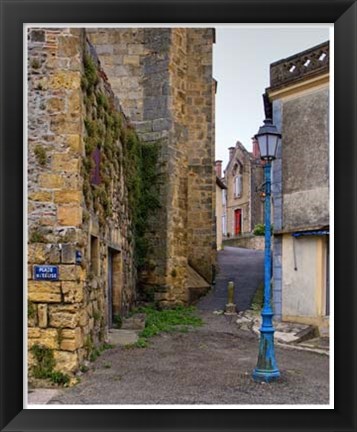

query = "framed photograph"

[{"left": 1, "top": 0, "right": 356, "bottom": 431}]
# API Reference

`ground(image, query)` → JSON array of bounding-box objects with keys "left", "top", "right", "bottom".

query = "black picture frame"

[{"left": 0, "top": 0, "right": 356, "bottom": 431}]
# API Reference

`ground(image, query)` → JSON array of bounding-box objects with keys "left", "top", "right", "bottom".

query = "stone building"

[
  {"left": 223, "top": 140, "right": 263, "bottom": 237},
  {"left": 27, "top": 27, "right": 216, "bottom": 376},
  {"left": 87, "top": 28, "right": 216, "bottom": 305},
  {"left": 267, "top": 41, "right": 330, "bottom": 331},
  {"left": 214, "top": 161, "right": 227, "bottom": 250}
]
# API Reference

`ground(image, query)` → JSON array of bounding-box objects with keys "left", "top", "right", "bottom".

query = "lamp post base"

[
  {"left": 252, "top": 327, "right": 280, "bottom": 383},
  {"left": 252, "top": 367, "right": 280, "bottom": 383}
]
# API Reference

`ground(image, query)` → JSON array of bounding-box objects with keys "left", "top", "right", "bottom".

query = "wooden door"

[
  {"left": 108, "top": 248, "right": 122, "bottom": 328},
  {"left": 234, "top": 209, "right": 242, "bottom": 236}
]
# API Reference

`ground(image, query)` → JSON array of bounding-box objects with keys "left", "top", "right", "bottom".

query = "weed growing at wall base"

[
  {"left": 133, "top": 305, "right": 203, "bottom": 348},
  {"left": 30, "top": 344, "right": 70, "bottom": 386}
]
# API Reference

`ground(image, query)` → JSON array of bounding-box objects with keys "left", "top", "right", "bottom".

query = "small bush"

[
  {"left": 253, "top": 223, "right": 274, "bottom": 236},
  {"left": 49, "top": 371, "right": 70, "bottom": 386},
  {"left": 30, "top": 344, "right": 56, "bottom": 380}
]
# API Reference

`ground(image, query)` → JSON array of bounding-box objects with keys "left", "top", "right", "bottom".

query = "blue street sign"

[
  {"left": 75, "top": 250, "right": 82, "bottom": 264},
  {"left": 34, "top": 265, "right": 59, "bottom": 281}
]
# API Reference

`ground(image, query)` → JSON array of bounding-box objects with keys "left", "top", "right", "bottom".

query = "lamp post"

[{"left": 252, "top": 118, "right": 281, "bottom": 382}]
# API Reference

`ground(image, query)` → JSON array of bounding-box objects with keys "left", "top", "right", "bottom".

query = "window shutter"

[
  {"left": 234, "top": 176, "right": 242, "bottom": 197},
  {"left": 91, "top": 147, "right": 101, "bottom": 185},
  {"left": 238, "top": 175, "right": 242, "bottom": 197}
]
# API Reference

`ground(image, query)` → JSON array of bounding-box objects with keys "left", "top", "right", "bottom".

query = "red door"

[{"left": 234, "top": 209, "right": 242, "bottom": 236}]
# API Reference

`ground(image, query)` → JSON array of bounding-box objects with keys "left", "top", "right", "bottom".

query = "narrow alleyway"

[
  {"left": 42, "top": 247, "right": 329, "bottom": 406},
  {"left": 199, "top": 246, "right": 264, "bottom": 312}
]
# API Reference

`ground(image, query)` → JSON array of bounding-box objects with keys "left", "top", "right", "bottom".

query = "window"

[
  {"left": 234, "top": 175, "right": 242, "bottom": 198},
  {"left": 222, "top": 215, "right": 227, "bottom": 236},
  {"left": 222, "top": 189, "right": 226, "bottom": 205}
]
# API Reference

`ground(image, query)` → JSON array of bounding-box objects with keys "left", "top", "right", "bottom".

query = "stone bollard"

[{"left": 225, "top": 281, "right": 237, "bottom": 315}]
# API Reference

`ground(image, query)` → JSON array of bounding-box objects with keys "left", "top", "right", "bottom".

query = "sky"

[{"left": 213, "top": 26, "right": 330, "bottom": 170}]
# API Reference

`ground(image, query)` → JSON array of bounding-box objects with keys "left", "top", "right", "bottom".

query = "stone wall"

[
  {"left": 281, "top": 87, "right": 329, "bottom": 231},
  {"left": 27, "top": 28, "right": 137, "bottom": 377},
  {"left": 216, "top": 182, "right": 224, "bottom": 250},
  {"left": 87, "top": 28, "right": 216, "bottom": 305},
  {"left": 250, "top": 160, "right": 264, "bottom": 230},
  {"left": 186, "top": 29, "right": 216, "bottom": 284},
  {"left": 223, "top": 234, "right": 265, "bottom": 251}
]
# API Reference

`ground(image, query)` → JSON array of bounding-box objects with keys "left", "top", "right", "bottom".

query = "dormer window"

[{"left": 232, "top": 159, "right": 243, "bottom": 177}]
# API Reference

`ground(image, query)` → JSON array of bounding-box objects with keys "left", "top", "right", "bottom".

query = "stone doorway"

[{"left": 107, "top": 248, "right": 123, "bottom": 328}]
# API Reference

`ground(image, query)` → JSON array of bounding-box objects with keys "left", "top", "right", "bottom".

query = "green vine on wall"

[
  {"left": 81, "top": 47, "right": 161, "bottom": 270},
  {"left": 118, "top": 124, "right": 162, "bottom": 268}
]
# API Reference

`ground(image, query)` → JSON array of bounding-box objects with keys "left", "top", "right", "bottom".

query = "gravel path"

[
  {"left": 49, "top": 312, "right": 329, "bottom": 405},
  {"left": 48, "top": 247, "right": 329, "bottom": 405}
]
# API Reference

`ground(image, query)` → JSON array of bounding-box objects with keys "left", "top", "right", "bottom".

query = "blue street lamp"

[{"left": 252, "top": 118, "right": 281, "bottom": 382}]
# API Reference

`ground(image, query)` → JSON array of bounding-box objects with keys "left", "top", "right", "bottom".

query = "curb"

[{"left": 236, "top": 312, "right": 329, "bottom": 356}]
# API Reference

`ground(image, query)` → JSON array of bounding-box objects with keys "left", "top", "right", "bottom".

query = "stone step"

[
  {"left": 108, "top": 329, "right": 139, "bottom": 346},
  {"left": 187, "top": 265, "right": 211, "bottom": 304}
]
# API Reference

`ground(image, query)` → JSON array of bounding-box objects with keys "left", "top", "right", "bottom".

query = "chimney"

[
  {"left": 228, "top": 147, "right": 235, "bottom": 161},
  {"left": 215, "top": 160, "right": 222, "bottom": 178},
  {"left": 252, "top": 137, "right": 261, "bottom": 159}
]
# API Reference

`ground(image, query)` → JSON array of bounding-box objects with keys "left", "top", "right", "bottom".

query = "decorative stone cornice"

[{"left": 269, "top": 41, "right": 329, "bottom": 91}]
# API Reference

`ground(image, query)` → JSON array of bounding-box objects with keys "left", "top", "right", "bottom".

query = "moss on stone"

[
  {"left": 29, "top": 228, "right": 47, "bottom": 243},
  {"left": 83, "top": 53, "right": 98, "bottom": 89},
  {"left": 34, "top": 145, "right": 47, "bottom": 166},
  {"left": 31, "top": 58, "right": 41, "bottom": 69},
  {"left": 28, "top": 300, "right": 36, "bottom": 319}
]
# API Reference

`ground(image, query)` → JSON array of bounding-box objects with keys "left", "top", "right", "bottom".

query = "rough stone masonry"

[
  {"left": 87, "top": 28, "right": 216, "bottom": 305},
  {"left": 27, "top": 27, "right": 216, "bottom": 376}
]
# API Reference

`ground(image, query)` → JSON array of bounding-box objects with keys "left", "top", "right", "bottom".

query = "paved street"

[
  {"left": 200, "top": 246, "right": 264, "bottom": 311},
  {"left": 44, "top": 247, "right": 329, "bottom": 406},
  {"left": 47, "top": 312, "right": 329, "bottom": 405}
]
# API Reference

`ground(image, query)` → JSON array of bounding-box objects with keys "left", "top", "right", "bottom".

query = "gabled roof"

[{"left": 224, "top": 141, "right": 254, "bottom": 174}]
